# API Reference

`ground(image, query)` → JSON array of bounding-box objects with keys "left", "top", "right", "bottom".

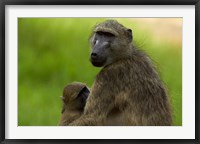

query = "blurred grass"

[{"left": 18, "top": 18, "right": 182, "bottom": 126}]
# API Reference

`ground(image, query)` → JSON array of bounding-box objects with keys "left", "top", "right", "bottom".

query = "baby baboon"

[
  {"left": 69, "top": 20, "right": 172, "bottom": 126},
  {"left": 58, "top": 82, "right": 89, "bottom": 126}
]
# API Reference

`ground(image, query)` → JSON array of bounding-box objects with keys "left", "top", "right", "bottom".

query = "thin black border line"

[
  {"left": 195, "top": 1, "right": 200, "bottom": 143},
  {"left": 0, "top": 0, "right": 5, "bottom": 143},
  {"left": 1, "top": 1, "right": 200, "bottom": 144},
  {"left": 0, "top": 0, "right": 199, "bottom": 5}
]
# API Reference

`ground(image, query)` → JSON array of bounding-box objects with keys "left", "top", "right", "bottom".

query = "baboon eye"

[
  {"left": 93, "top": 39, "right": 97, "bottom": 45},
  {"left": 96, "top": 31, "right": 115, "bottom": 37}
]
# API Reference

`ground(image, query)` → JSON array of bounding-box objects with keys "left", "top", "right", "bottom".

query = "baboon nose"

[{"left": 91, "top": 53, "right": 98, "bottom": 59}]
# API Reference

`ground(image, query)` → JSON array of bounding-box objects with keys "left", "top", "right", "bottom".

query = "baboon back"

[{"left": 96, "top": 49, "right": 172, "bottom": 126}]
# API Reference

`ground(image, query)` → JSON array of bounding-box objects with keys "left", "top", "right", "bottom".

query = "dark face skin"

[{"left": 90, "top": 31, "right": 116, "bottom": 67}]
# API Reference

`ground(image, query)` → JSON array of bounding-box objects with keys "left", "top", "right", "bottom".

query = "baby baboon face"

[
  {"left": 90, "top": 20, "right": 133, "bottom": 67},
  {"left": 61, "top": 82, "right": 90, "bottom": 113}
]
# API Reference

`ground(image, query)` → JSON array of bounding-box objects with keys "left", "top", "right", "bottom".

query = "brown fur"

[
  {"left": 58, "top": 82, "right": 89, "bottom": 126},
  {"left": 69, "top": 20, "right": 172, "bottom": 126}
]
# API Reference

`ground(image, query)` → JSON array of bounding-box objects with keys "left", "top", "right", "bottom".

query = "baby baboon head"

[
  {"left": 90, "top": 20, "right": 133, "bottom": 67},
  {"left": 60, "top": 82, "right": 90, "bottom": 113}
]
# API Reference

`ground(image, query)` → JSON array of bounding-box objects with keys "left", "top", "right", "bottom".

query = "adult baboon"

[
  {"left": 69, "top": 20, "right": 172, "bottom": 126},
  {"left": 58, "top": 82, "right": 89, "bottom": 126}
]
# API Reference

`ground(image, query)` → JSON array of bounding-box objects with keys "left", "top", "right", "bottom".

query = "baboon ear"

[{"left": 127, "top": 28, "right": 133, "bottom": 41}]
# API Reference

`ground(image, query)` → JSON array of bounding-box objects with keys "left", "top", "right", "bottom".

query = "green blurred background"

[{"left": 18, "top": 18, "right": 182, "bottom": 126}]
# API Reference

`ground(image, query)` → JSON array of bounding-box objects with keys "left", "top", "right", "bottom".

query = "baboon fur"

[
  {"left": 58, "top": 82, "right": 89, "bottom": 126},
  {"left": 69, "top": 20, "right": 172, "bottom": 126}
]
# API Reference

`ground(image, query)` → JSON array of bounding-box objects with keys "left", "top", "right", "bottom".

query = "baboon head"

[
  {"left": 90, "top": 20, "right": 133, "bottom": 67},
  {"left": 60, "top": 82, "right": 90, "bottom": 113}
]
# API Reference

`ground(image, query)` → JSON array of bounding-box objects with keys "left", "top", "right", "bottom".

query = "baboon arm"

[{"left": 69, "top": 80, "right": 115, "bottom": 126}]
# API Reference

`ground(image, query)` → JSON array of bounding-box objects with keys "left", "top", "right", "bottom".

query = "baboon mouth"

[{"left": 91, "top": 60, "right": 105, "bottom": 67}]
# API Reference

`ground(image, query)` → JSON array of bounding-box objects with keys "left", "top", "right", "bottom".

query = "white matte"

[{"left": 5, "top": 5, "right": 195, "bottom": 139}]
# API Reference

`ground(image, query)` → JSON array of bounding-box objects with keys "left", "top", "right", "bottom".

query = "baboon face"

[
  {"left": 90, "top": 31, "right": 115, "bottom": 67},
  {"left": 90, "top": 20, "right": 133, "bottom": 67}
]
